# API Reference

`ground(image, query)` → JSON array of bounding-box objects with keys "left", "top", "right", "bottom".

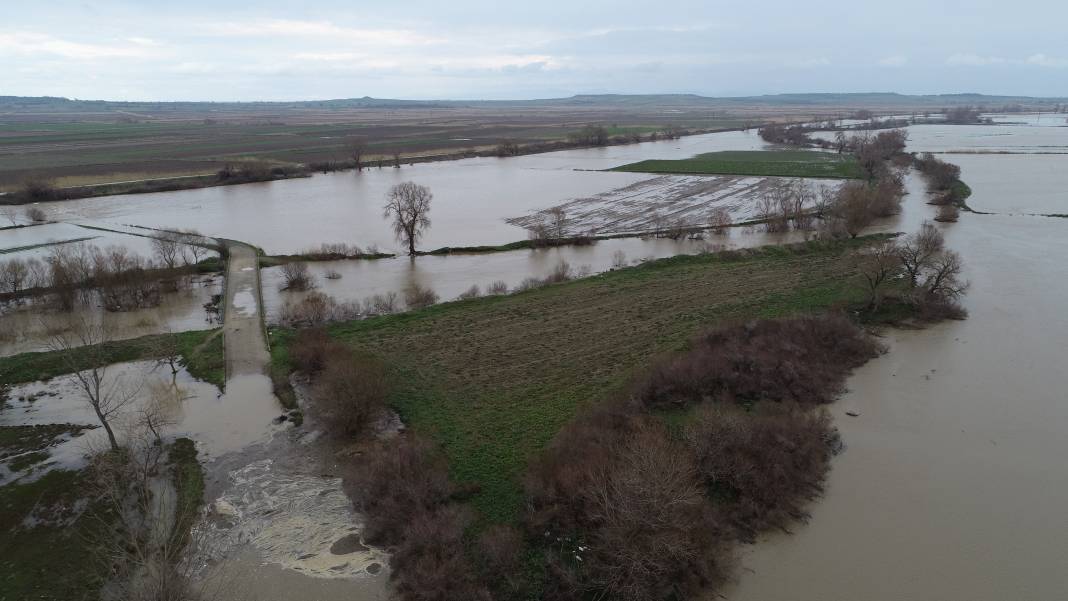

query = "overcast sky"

[{"left": 3, "top": 0, "right": 1067, "bottom": 101}]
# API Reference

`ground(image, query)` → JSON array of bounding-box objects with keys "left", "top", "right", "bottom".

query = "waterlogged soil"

[{"left": 725, "top": 119, "right": 1068, "bottom": 600}]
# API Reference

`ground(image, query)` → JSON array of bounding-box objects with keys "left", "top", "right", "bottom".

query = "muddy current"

[{"left": 725, "top": 118, "right": 1068, "bottom": 600}]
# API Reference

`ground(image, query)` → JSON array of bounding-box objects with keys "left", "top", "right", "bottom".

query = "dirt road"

[{"left": 221, "top": 240, "right": 271, "bottom": 377}]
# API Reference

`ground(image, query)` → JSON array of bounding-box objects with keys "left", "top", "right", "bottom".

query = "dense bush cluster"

[{"left": 635, "top": 314, "right": 883, "bottom": 410}]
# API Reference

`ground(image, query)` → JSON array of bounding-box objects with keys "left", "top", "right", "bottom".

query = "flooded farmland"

[{"left": 5, "top": 117, "right": 1066, "bottom": 601}]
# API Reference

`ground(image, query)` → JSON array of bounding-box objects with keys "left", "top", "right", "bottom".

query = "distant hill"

[{"left": 1, "top": 92, "right": 1065, "bottom": 114}]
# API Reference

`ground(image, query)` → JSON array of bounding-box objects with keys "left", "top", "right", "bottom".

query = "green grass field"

[
  {"left": 612, "top": 150, "right": 864, "bottom": 179},
  {"left": 272, "top": 238, "right": 882, "bottom": 525},
  {"left": 0, "top": 329, "right": 224, "bottom": 388}
]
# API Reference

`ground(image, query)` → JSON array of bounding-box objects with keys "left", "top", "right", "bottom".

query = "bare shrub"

[
  {"left": 914, "top": 152, "right": 961, "bottom": 191},
  {"left": 289, "top": 328, "right": 347, "bottom": 373},
  {"left": 25, "top": 205, "right": 48, "bottom": 222},
  {"left": 457, "top": 284, "right": 481, "bottom": 300},
  {"left": 279, "top": 261, "right": 314, "bottom": 291},
  {"left": 367, "top": 291, "right": 399, "bottom": 314},
  {"left": 869, "top": 171, "right": 905, "bottom": 217},
  {"left": 476, "top": 525, "right": 524, "bottom": 599},
  {"left": 832, "top": 181, "right": 876, "bottom": 238},
  {"left": 278, "top": 291, "right": 360, "bottom": 327},
  {"left": 390, "top": 506, "right": 491, "bottom": 601},
  {"left": 935, "top": 204, "right": 960, "bottom": 222},
  {"left": 635, "top": 314, "right": 882, "bottom": 410},
  {"left": 611, "top": 250, "right": 628, "bottom": 269},
  {"left": 685, "top": 402, "right": 838, "bottom": 539},
  {"left": 709, "top": 207, "right": 733, "bottom": 234},
  {"left": 526, "top": 412, "right": 731, "bottom": 601},
  {"left": 544, "top": 260, "right": 573, "bottom": 284},
  {"left": 315, "top": 353, "right": 387, "bottom": 436},
  {"left": 305, "top": 242, "right": 366, "bottom": 258},
  {"left": 513, "top": 277, "right": 543, "bottom": 292},
  {"left": 404, "top": 284, "right": 439, "bottom": 310},
  {"left": 347, "top": 435, "right": 455, "bottom": 545},
  {"left": 486, "top": 280, "right": 509, "bottom": 295}
]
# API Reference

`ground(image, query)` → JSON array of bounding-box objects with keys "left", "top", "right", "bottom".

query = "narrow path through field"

[{"left": 220, "top": 240, "right": 270, "bottom": 377}]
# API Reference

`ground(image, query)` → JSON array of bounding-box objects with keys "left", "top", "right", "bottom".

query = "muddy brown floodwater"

[{"left": 725, "top": 120, "right": 1068, "bottom": 600}]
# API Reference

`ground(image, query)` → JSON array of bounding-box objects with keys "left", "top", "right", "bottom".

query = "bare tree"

[
  {"left": 384, "top": 181, "right": 432, "bottom": 255},
  {"left": 177, "top": 229, "right": 209, "bottom": 265},
  {"left": 393, "top": 152, "right": 402, "bottom": 168},
  {"left": 152, "top": 235, "right": 182, "bottom": 270},
  {"left": 858, "top": 240, "right": 900, "bottom": 310},
  {"left": 833, "top": 181, "right": 875, "bottom": 238},
  {"left": 1, "top": 257, "right": 29, "bottom": 296},
  {"left": 1, "top": 205, "right": 18, "bottom": 226},
  {"left": 547, "top": 207, "right": 568, "bottom": 239},
  {"left": 350, "top": 138, "right": 368, "bottom": 171},
  {"left": 898, "top": 222, "right": 944, "bottom": 287},
  {"left": 922, "top": 249, "right": 968, "bottom": 301},
  {"left": 48, "top": 319, "right": 140, "bottom": 450}
]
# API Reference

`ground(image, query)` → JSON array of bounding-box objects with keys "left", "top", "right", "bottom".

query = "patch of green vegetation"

[
  {"left": 274, "top": 237, "right": 884, "bottom": 525},
  {"left": 0, "top": 424, "right": 92, "bottom": 477},
  {"left": 951, "top": 179, "right": 972, "bottom": 202},
  {"left": 0, "top": 467, "right": 108, "bottom": 600},
  {"left": 612, "top": 150, "right": 864, "bottom": 179},
  {"left": 268, "top": 334, "right": 299, "bottom": 412},
  {"left": 7, "top": 450, "right": 50, "bottom": 472},
  {"left": 0, "top": 329, "right": 224, "bottom": 388}
]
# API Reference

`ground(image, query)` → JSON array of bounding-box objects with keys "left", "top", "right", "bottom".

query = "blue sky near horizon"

[{"left": 2, "top": 0, "right": 1067, "bottom": 101}]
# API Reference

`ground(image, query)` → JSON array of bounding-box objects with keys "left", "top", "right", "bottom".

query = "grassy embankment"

[
  {"left": 611, "top": 149, "right": 864, "bottom": 179},
  {"left": 270, "top": 236, "right": 890, "bottom": 525}
]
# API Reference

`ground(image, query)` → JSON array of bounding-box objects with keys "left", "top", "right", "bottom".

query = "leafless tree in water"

[
  {"left": 384, "top": 181, "right": 432, "bottom": 256},
  {"left": 48, "top": 318, "right": 141, "bottom": 451}
]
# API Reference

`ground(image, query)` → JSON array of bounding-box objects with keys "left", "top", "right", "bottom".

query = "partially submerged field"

[
  {"left": 612, "top": 150, "right": 863, "bottom": 179},
  {"left": 273, "top": 238, "right": 882, "bottom": 524},
  {"left": 507, "top": 172, "right": 839, "bottom": 235}
]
